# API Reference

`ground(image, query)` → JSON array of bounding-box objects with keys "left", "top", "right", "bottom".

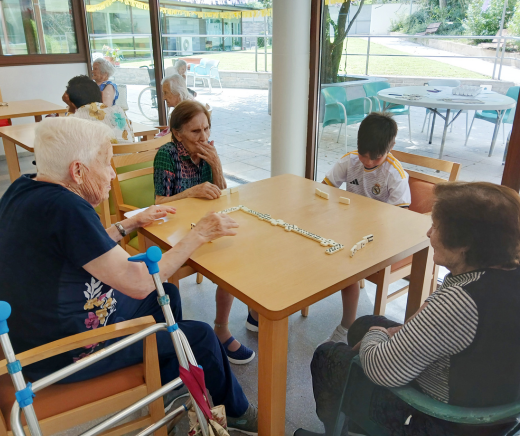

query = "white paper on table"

[{"left": 124, "top": 207, "right": 149, "bottom": 219}]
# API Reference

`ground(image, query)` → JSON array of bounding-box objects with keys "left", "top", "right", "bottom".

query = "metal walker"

[{"left": 0, "top": 246, "right": 210, "bottom": 436}]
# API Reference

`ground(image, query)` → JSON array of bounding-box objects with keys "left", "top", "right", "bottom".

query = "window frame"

[{"left": 0, "top": 0, "right": 90, "bottom": 67}]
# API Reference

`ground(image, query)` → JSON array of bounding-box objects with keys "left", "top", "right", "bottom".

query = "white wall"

[
  {"left": 0, "top": 63, "right": 88, "bottom": 156},
  {"left": 370, "top": 3, "right": 420, "bottom": 35}
]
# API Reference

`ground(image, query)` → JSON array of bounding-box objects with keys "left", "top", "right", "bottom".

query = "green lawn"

[
  {"left": 118, "top": 38, "right": 488, "bottom": 79},
  {"left": 339, "top": 38, "right": 490, "bottom": 79},
  {"left": 120, "top": 48, "right": 272, "bottom": 72}
]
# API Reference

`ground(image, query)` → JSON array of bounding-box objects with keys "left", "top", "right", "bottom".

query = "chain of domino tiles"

[{"left": 217, "top": 205, "right": 346, "bottom": 254}]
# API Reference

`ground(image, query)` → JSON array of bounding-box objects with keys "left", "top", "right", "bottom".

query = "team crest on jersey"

[{"left": 372, "top": 183, "right": 381, "bottom": 195}]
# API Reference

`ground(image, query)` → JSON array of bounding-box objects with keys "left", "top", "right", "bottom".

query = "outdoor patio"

[{"left": 127, "top": 85, "right": 509, "bottom": 186}]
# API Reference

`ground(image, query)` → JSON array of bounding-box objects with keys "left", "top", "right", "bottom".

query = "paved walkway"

[{"left": 373, "top": 36, "right": 520, "bottom": 84}]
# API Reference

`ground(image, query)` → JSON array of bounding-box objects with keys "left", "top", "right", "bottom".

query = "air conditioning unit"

[{"left": 181, "top": 37, "right": 193, "bottom": 55}]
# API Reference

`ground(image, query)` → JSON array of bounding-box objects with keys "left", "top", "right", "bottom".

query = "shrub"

[
  {"left": 509, "top": 6, "right": 520, "bottom": 48},
  {"left": 464, "top": 0, "right": 517, "bottom": 42}
]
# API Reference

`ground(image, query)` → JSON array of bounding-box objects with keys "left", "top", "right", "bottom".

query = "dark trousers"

[
  {"left": 27, "top": 284, "right": 249, "bottom": 417},
  {"left": 311, "top": 315, "right": 516, "bottom": 436}
]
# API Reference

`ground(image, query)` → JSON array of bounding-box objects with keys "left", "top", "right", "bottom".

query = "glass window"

[
  {"left": 0, "top": 0, "right": 78, "bottom": 55},
  {"left": 85, "top": 0, "right": 161, "bottom": 126}
]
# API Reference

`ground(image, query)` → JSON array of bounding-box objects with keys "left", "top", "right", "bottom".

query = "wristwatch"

[{"left": 114, "top": 222, "right": 127, "bottom": 237}]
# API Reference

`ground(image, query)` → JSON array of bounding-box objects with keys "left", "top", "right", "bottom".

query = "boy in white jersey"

[{"left": 322, "top": 112, "right": 411, "bottom": 343}]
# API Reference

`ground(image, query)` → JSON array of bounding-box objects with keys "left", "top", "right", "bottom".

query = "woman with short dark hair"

[
  {"left": 297, "top": 182, "right": 520, "bottom": 436},
  {"left": 153, "top": 99, "right": 256, "bottom": 366},
  {"left": 64, "top": 75, "right": 134, "bottom": 144}
]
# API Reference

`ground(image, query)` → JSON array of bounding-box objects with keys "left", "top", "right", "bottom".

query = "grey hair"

[
  {"left": 173, "top": 59, "right": 187, "bottom": 72},
  {"left": 34, "top": 117, "right": 113, "bottom": 182},
  {"left": 161, "top": 74, "right": 190, "bottom": 102},
  {"left": 93, "top": 58, "right": 115, "bottom": 78}
]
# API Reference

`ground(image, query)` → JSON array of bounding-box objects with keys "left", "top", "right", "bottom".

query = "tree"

[{"left": 321, "top": 0, "right": 366, "bottom": 84}]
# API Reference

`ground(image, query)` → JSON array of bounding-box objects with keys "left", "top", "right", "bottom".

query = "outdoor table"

[
  {"left": 137, "top": 174, "right": 434, "bottom": 436},
  {"left": 0, "top": 122, "right": 159, "bottom": 182},
  {"left": 0, "top": 99, "right": 67, "bottom": 122},
  {"left": 377, "top": 86, "right": 516, "bottom": 158}
]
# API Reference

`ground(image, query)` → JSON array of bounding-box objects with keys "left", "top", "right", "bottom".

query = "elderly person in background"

[
  {"left": 156, "top": 74, "right": 194, "bottom": 138},
  {"left": 0, "top": 117, "right": 258, "bottom": 434},
  {"left": 65, "top": 75, "right": 134, "bottom": 143},
  {"left": 172, "top": 59, "right": 197, "bottom": 97},
  {"left": 154, "top": 100, "right": 256, "bottom": 365},
  {"left": 92, "top": 58, "right": 119, "bottom": 107},
  {"left": 162, "top": 73, "right": 193, "bottom": 109},
  {"left": 296, "top": 181, "right": 520, "bottom": 436}
]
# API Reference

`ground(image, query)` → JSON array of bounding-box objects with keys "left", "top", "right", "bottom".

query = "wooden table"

[
  {"left": 137, "top": 174, "right": 434, "bottom": 436},
  {"left": 0, "top": 122, "right": 159, "bottom": 182},
  {"left": 0, "top": 99, "right": 67, "bottom": 122}
]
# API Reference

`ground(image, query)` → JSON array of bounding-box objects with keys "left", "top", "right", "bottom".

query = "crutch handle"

[
  {"left": 128, "top": 246, "right": 162, "bottom": 274},
  {"left": 0, "top": 301, "right": 11, "bottom": 334}
]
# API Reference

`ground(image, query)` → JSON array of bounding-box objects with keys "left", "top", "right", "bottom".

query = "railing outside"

[{"left": 87, "top": 32, "right": 520, "bottom": 78}]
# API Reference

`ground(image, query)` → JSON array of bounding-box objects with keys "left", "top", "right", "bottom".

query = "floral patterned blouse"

[
  {"left": 71, "top": 102, "right": 134, "bottom": 144},
  {"left": 153, "top": 139, "right": 213, "bottom": 197}
]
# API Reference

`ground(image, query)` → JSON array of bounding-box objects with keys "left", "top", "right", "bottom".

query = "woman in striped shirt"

[{"left": 296, "top": 182, "right": 520, "bottom": 436}]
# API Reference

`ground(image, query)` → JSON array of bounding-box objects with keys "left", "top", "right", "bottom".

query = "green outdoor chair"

[
  {"left": 320, "top": 87, "right": 372, "bottom": 151},
  {"left": 330, "top": 356, "right": 520, "bottom": 436},
  {"left": 464, "top": 86, "right": 519, "bottom": 157},
  {"left": 363, "top": 81, "right": 412, "bottom": 142}
]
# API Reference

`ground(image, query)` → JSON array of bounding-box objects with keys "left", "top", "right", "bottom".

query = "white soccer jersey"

[{"left": 324, "top": 151, "right": 411, "bottom": 207}]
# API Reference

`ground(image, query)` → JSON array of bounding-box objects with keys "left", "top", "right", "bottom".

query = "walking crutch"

[{"left": 1, "top": 246, "right": 211, "bottom": 436}]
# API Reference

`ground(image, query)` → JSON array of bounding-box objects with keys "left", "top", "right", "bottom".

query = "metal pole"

[
  {"left": 498, "top": 34, "right": 507, "bottom": 80},
  {"left": 365, "top": 36, "right": 370, "bottom": 75},
  {"left": 493, "top": 0, "right": 508, "bottom": 79},
  {"left": 264, "top": 15, "right": 268, "bottom": 72},
  {"left": 408, "top": 0, "right": 413, "bottom": 31},
  {"left": 255, "top": 43, "right": 258, "bottom": 72}
]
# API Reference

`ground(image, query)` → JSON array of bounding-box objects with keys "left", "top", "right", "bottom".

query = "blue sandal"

[{"left": 222, "top": 336, "right": 255, "bottom": 365}]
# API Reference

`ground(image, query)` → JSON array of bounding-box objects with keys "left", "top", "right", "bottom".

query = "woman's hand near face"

[
  {"left": 188, "top": 181, "right": 221, "bottom": 200},
  {"left": 193, "top": 212, "right": 239, "bottom": 243},
  {"left": 196, "top": 140, "right": 221, "bottom": 168}
]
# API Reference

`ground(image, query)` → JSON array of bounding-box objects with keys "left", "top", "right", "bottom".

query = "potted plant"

[{"left": 102, "top": 45, "right": 121, "bottom": 66}]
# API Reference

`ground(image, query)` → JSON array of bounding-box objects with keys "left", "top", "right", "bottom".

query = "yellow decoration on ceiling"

[{"left": 85, "top": 0, "right": 272, "bottom": 19}]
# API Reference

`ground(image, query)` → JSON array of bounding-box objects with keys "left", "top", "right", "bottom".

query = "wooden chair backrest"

[
  {"left": 391, "top": 150, "right": 461, "bottom": 183},
  {"left": 110, "top": 134, "right": 171, "bottom": 223},
  {"left": 391, "top": 150, "right": 461, "bottom": 214},
  {"left": 0, "top": 88, "right": 3, "bottom": 102}
]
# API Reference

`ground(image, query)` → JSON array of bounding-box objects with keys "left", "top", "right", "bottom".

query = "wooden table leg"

[
  {"left": 405, "top": 245, "right": 434, "bottom": 320},
  {"left": 3, "top": 139, "right": 21, "bottom": 182},
  {"left": 258, "top": 315, "right": 289, "bottom": 436}
]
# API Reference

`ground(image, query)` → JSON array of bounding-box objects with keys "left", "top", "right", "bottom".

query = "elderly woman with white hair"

[
  {"left": 162, "top": 73, "right": 193, "bottom": 109},
  {"left": 92, "top": 58, "right": 119, "bottom": 107},
  {"left": 172, "top": 59, "right": 197, "bottom": 97},
  {"left": 0, "top": 117, "right": 258, "bottom": 434}
]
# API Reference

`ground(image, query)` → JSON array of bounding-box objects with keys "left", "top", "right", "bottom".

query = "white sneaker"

[{"left": 323, "top": 324, "right": 349, "bottom": 344}]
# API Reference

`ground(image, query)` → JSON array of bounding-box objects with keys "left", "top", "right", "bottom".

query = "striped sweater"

[{"left": 360, "top": 271, "right": 483, "bottom": 403}]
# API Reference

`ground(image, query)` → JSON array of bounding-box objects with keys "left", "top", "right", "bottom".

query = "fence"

[
  {"left": 343, "top": 34, "right": 520, "bottom": 81},
  {"left": 88, "top": 33, "right": 273, "bottom": 72},
  {"left": 88, "top": 32, "right": 520, "bottom": 78}
]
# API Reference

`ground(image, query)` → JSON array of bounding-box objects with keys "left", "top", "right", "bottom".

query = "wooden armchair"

[
  {"left": 110, "top": 136, "right": 203, "bottom": 287},
  {"left": 0, "top": 316, "right": 166, "bottom": 436},
  {"left": 365, "top": 150, "right": 461, "bottom": 315}
]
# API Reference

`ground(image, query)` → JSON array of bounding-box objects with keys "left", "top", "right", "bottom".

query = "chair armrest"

[
  {"left": 390, "top": 384, "right": 520, "bottom": 424},
  {"left": 119, "top": 203, "right": 139, "bottom": 212},
  {"left": 0, "top": 316, "right": 156, "bottom": 376},
  {"left": 209, "top": 66, "right": 220, "bottom": 78},
  {"left": 363, "top": 97, "right": 373, "bottom": 114}
]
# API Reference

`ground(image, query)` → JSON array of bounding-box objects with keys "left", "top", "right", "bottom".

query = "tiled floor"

[{"left": 0, "top": 85, "right": 513, "bottom": 435}]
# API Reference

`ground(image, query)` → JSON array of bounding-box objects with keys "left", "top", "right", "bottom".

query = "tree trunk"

[
  {"left": 321, "top": 0, "right": 365, "bottom": 84},
  {"left": 439, "top": 0, "right": 447, "bottom": 9}
]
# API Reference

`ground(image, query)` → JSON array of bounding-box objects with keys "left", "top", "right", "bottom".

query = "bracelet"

[{"left": 114, "top": 222, "right": 126, "bottom": 237}]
